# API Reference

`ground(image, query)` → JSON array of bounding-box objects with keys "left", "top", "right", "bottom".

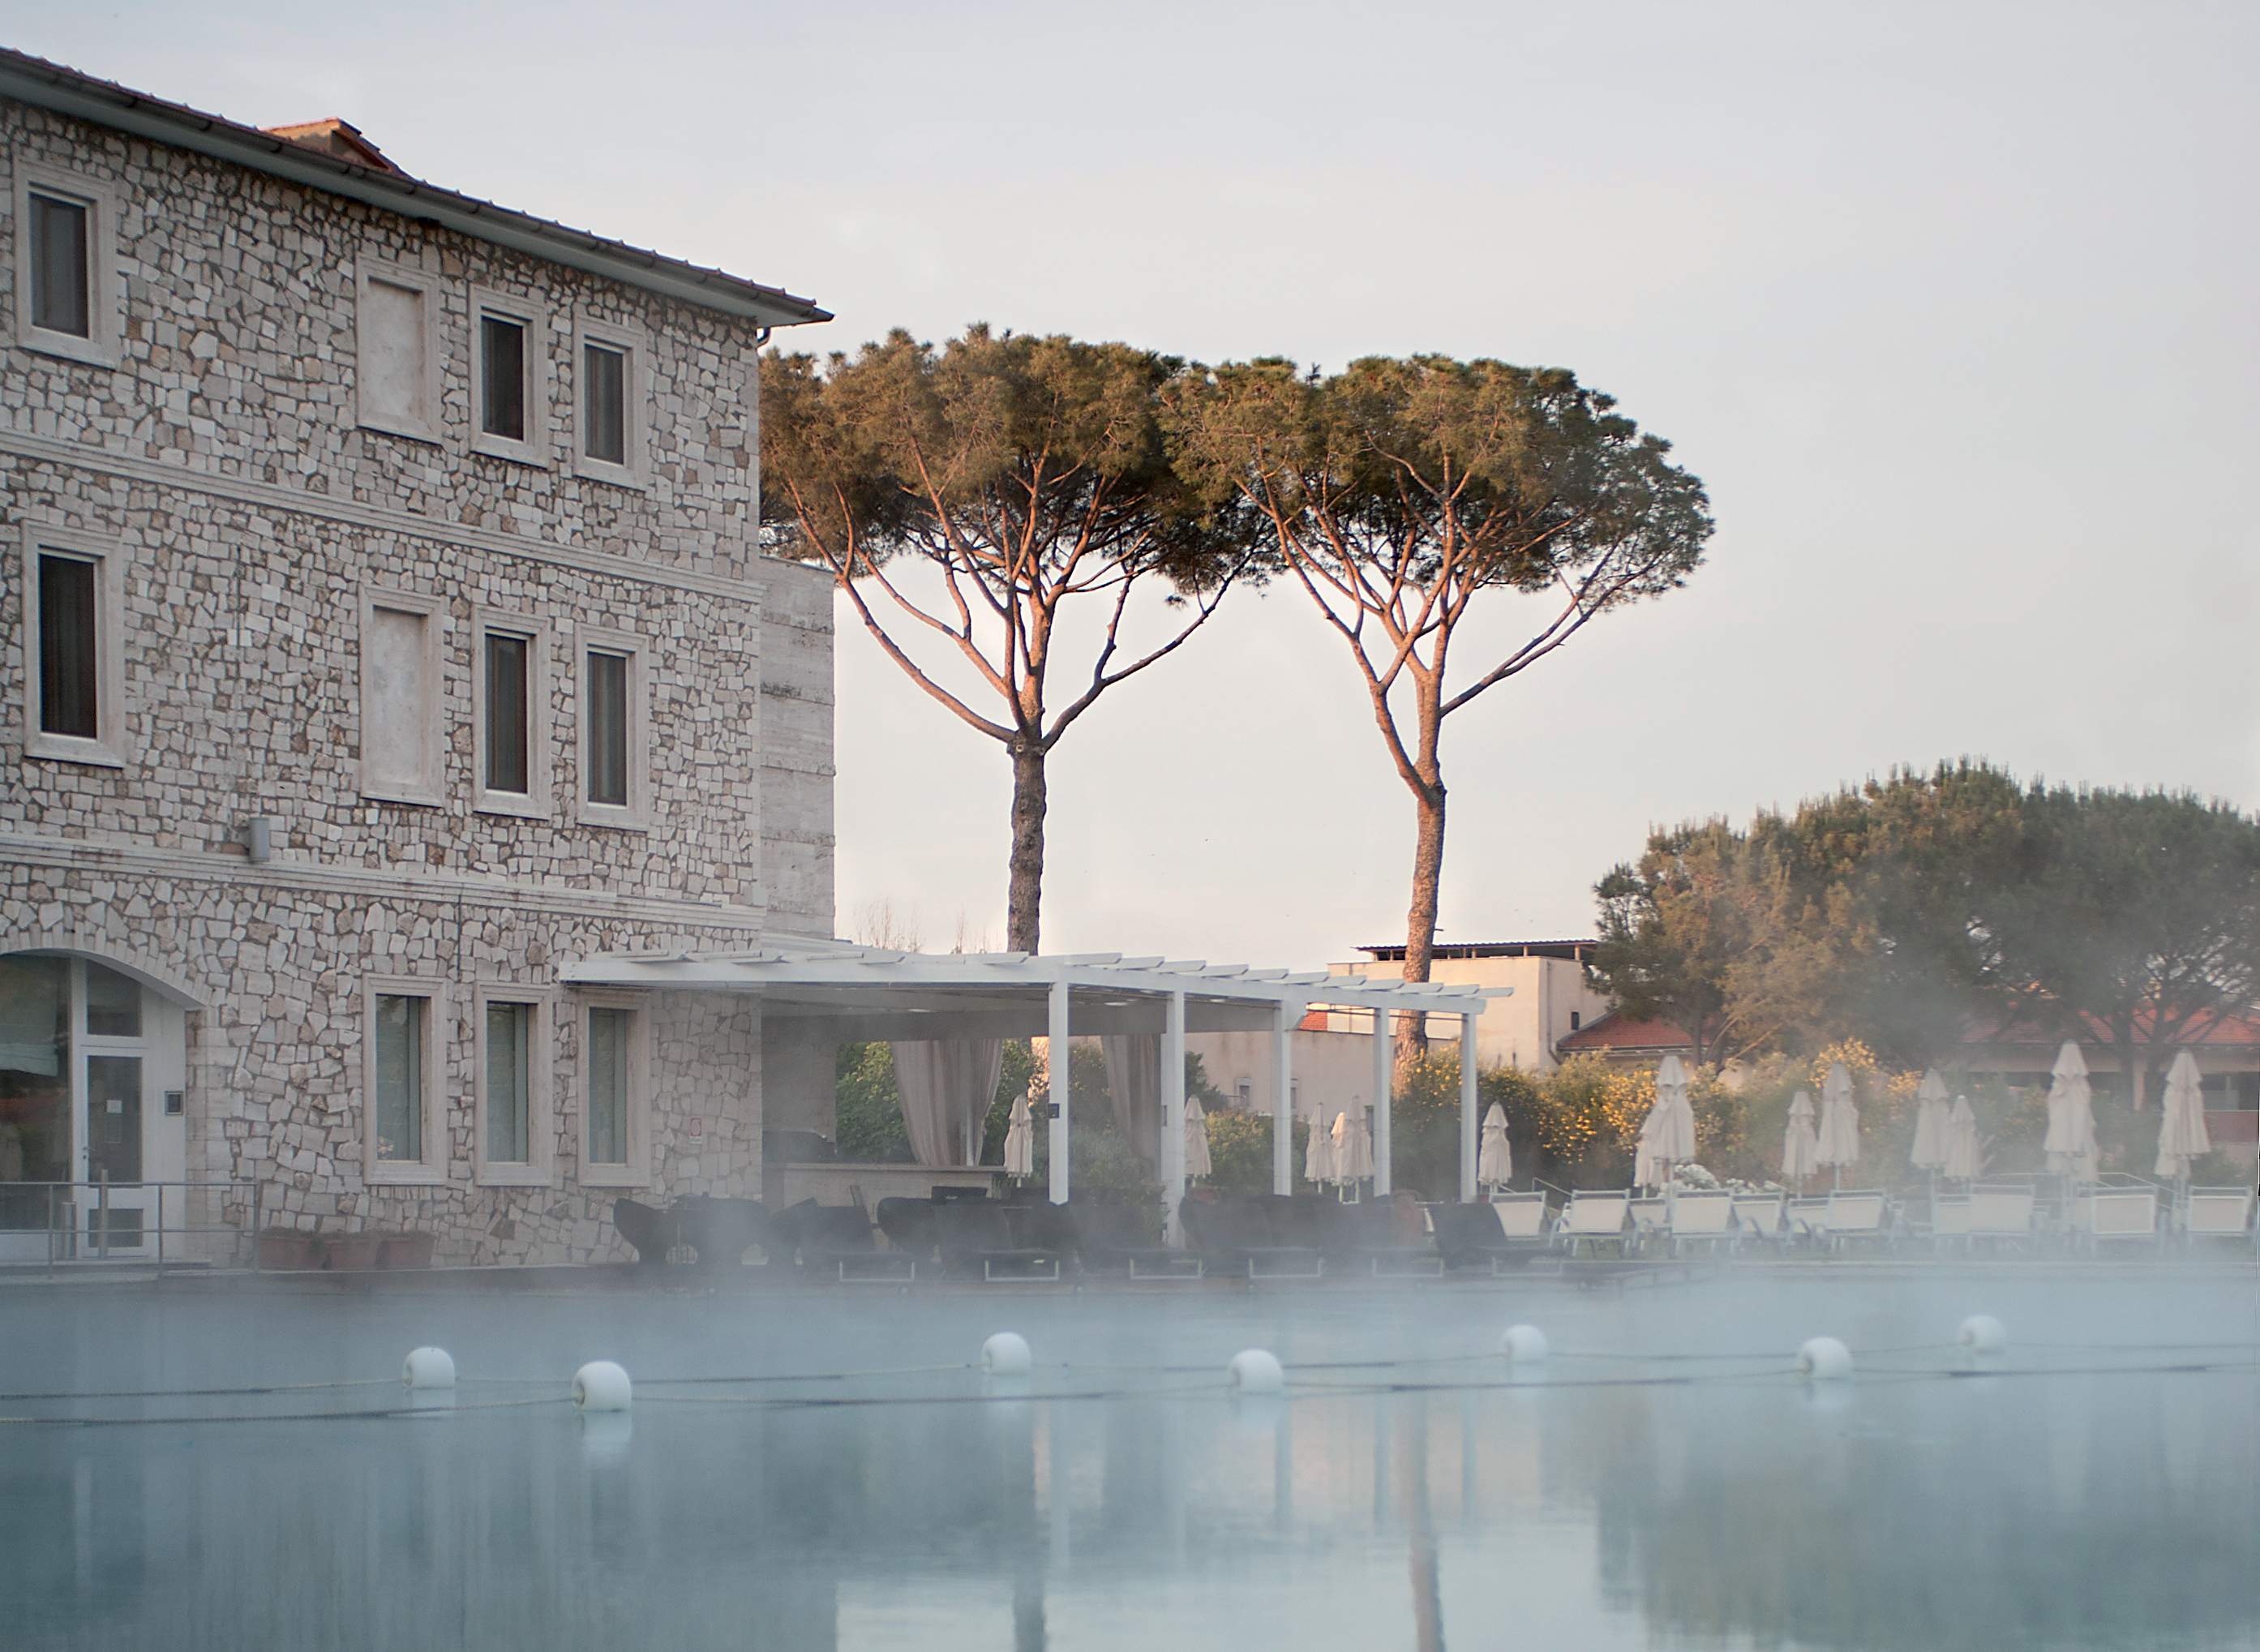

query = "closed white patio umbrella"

[
  {"left": 2043, "top": 1041, "right": 2099, "bottom": 1181},
  {"left": 1183, "top": 1097, "right": 1213, "bottom": 1182},
  {"left": 2155, "top": 1051, "right": 2211, "bottom": 1181},
  {"left": 1333, "top": 1110, "right": 1374, "bottom": 1186},
  {"left": 1477, "top": 1102, "right": 1512, "bottom": 1189},
  {"left": 1945, "top": 1095, "right": 1983, "bottom": 1181},
  {"left": 1910, "top": 1070, "right": 1953, "bottom": 1172},
  {"left": 1303, "top": 1103, "right": 1336, "bottom": 1185},
  {"left": 1003, "top": 1092, "right": 1036, "bottom": 1178},
  {"left": 1782, "top": 1090, "right": 1819, "bottom": 1186},
  {"left": 1814, "top": 1062, "right": 1862, "bottom": 1187},
  {"left": 1650, "top": 1054, "right": 1699, "bottom": 1167},
  {"left": 1634, "top": 1101, "right": 1663, "bottom": 1190}
]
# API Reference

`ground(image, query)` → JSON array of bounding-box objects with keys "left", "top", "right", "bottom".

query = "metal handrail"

[{"left": 0, "top": 1176, "right": 262, "bottom": 1277}]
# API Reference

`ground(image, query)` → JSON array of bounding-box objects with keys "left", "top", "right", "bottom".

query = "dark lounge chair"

[
  {"left": 1430, "top": 1201, "right": 1532, "bottom": 1272},
  {"left": 1320, "top": 1195, "right": 1444, "bottom": 1277},
  {"left": 1182, "top": 1195, "right": 1323, "bottom": 1280},
  {"left": 674, "top": 1195, "right": 775, "bottom": 1272},
  {"left": 796, "top": 1204, "right": 913, "bottom": 1281},
  {"left": 934, "top": 1201, "right": 1060, "bottom": 1281},
  {"left": 612, "top": 1197, "right": 678, "bottom": 1266},
  {"left": 874, "top": 1196, "right": 940, "bottom": 1264},
  {"left": 1068, "top": 1200, "right": 1201, "bottom": 1280}
]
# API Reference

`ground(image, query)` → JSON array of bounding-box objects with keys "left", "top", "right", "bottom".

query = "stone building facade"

[{"left": 0, "top": 52, "right": 834, "bottom": 1264}]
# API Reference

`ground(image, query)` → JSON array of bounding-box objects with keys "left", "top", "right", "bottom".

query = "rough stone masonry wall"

[{"left": 0, "top": 98, "right": 838, "bottom": 1261}]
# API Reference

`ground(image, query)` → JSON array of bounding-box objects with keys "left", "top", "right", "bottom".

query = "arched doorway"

[{"left": 0, "top": 952, "right": 191, "bottom": 1261}]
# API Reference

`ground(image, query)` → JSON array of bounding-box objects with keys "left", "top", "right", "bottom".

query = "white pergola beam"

[
  {"left": 1459, "top": 1011, "right": 1481, "bottom": 1204},
  {"left": 1161, "top": 989, "right": 1186, "bottom": 1244},
  {"left": 1372, "top": 1005, "right": 1393, "bottom": 1196},
  {"left": 1049, "top": 977, "right": 1072, "bottom": 1204}
]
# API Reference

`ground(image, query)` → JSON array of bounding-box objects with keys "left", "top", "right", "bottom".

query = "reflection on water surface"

[{"left": 1, "top": 1274, "right": 2252, "bottom": 1651}]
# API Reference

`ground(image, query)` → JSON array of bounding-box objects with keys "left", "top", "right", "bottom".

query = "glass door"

[{"left": 85, "top": 1054, "right": 143, "bottom": 1251}]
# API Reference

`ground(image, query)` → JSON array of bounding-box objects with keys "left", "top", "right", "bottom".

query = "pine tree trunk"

[
  {"left": 1008, "top": 740, "right": 1048, "bottom": 955},
  {"left": 1397, "top": 781, "right": 1447, "bottom": 1059}
]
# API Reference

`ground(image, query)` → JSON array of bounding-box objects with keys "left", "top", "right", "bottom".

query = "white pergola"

[{"left": 559, "top": 941, "right": 1511, "bottom": 1235}]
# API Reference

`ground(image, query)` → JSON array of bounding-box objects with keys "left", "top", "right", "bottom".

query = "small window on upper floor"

[
  {"left": 19, "top": 526, "right": 127, "bottom": 768},
  {"left": 573, "top": 318, "right": 647, "bottom": 487},
  {"left": 577, "top": 629, "right": 648, "bottom": 829},
  {"left": 470, "top": 288, "right": 547, "bottom": 465},
  {"left": 1569, "top": 1011, "right": 1582, "bottom": 1032},
  {"left": 473, "top": 612, "right": 551, "bottom": 818},
  {"left": 15, "top": 166, "right": 119, "bottom": 367}
]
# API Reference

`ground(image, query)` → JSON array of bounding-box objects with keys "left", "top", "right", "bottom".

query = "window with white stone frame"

[
  {"left": 577, "top": 995, "right": 649, "bottom": 1186},
  {"left": 19, "top": 524, "right": 127, "bottom": 769},
  {"left": 469, "top": 286, "right": 547, "bottom": 465},
  {"left": 572, "top": 316, "right": 647, "bottom": 487},
  {"left": 576, "top": 626, "right": 649, "bottom": 829},
  {"left": 13, "top": 164, "right": 119, "bottom": 367},
  {"left": 363, "top": 977, "right": 448, "bottom": 1183},
  {"left": 472, "top": 611, "right": 552, "bottom": 817},
  {"left": 474, "top": 986, "right": 552, "bottom": 1186},
  {"left": 357, "top": 586, "right": 444, "bottom": 805},
  {"left": 354, "top": 259, "right": 443, "bottom": 442}
]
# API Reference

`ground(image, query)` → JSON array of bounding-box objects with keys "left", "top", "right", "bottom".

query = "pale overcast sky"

[{"left": 9, "top": 2, "right": 2254, "bottom": 966}]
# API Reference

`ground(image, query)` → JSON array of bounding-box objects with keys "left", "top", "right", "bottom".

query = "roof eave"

[{"left": 0, "top": 54, "right": 831, "bottom": 330}]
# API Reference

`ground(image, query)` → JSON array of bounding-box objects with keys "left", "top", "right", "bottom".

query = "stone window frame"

[
  {"left": 356, "top": 584, "right": 445, "bottom": 806},
  {"left": 575, "top": 991, "right": 650, "bottom": 1188},
  {"left": 573, "top": 622, "right": 650, "bottom": 830},
  {"left": 467, "top": 284, "right": 550, "bottom": 467},
  {"left": 13, "top": 161, "right": 122, "bottom": 368},
  {"left": 353, "top": 257, "right": 444, "bottom": 444},
  {"left": 470, "top": 607, "right": 554, "bottom": 819},
  {"left": 571, "top": 315, "right": 650, "bottom": 489},
  {"left": 362, "top": 975, "right": 449, "bottom": 1186},
  {"left": 473, "top": 983, "right": 555, "bottom": 1187},
  {"left": 19, "top": 521, "right": 130, "bottom": 770}
]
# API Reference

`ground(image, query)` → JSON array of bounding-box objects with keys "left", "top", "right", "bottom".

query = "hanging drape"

[
  {"left": 890, "top": 1039, "right": 1005, "bottom": 1167},
  {"left": 1100, "top": 1034, "right": 1161, "bottom": 1172}
]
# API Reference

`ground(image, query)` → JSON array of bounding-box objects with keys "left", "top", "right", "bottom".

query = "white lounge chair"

[
  {"left": 2183, "top": 1186, "right": 2254, "bottom": 1248},
  {"left": 1490, "top": 1192, "right": 1552, "bottom": 1242},
  {"left": 1966, "top": 1183, "right": 2036, "bottom": 1251},
  {"left": 1820, "top": 1190, "right": 1889, "bottom": 1252},
  {"left": 2082, "top": 1186, "right": 2159, "bottom": 1249},
  {"left": 1629, "top": 1197, "right": 1669, "bottom": 1251},
  {"left": 1931, "top": 1194, "right": 1971, "bottom": 1252},
  {"left": 1559, "top": 1191, "right": 1631, "bottom": 1257},
  {"left": 1669, "top": 1189, "right": 1737, "bottom": 1255},
  {"left": 1787, "top": 1196, "right": 1831, "bottom": 1245},
  {"left": 1731, "top": 1193, "right": 1786, "bottom": 1247}
]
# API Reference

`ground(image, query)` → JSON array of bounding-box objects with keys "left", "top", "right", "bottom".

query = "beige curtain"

[
  {"left": 1100, "top": 1034, "right": 1161, "bottom": 1172},
  {"left": 890, "top": 1039, "right": 1005, "bottom": 1167}
]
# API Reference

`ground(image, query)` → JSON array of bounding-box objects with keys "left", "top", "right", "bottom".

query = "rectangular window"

[
  {"left": 84, "top": 963, "right": 142, "bottom": 1039},
  {"left": 36, "top": 554, "right": 97, "bottom": 740},
  {"left": 573, "top": 319, "right": 645, "bottom": 485},
  {"left": 486, "top": 633, "right": 530, "bottom": 795},
  {"left": 485, "top": 1002, "right": 532, "bottom": 1164},
  {"left": 470, "top": 288, "right": 546, "bottom": 464},
  {"left": 583, "top": 344, "right": 625, "bottom": 465},
  {"left": 586, "top": 650, "right": 628, "bottom": 807},
  {"left": 29, "top": 193, "right": 89, "bottom": 338},
  {"left": 373, "top": 994, "right": 427, "bottom": 1164},
  {"left": 359, "top": 590, "right": 444, "bottom": 805},
  {"left": 481, "top": 315, "right": 526, "bottom": 441},
  {"left": 473, "top": 613, "right": 550, "bottom": 818},
  {"left": 21, "top": 527, "right": 126, "bottom": 767},
  {"left": 355, "top": 260, "right": 440, "bottom": 442},
  {"left": 15, "top": 168, "right": 117, "bottom": 366},
  {"left": 587, "top": 1007, "right": 630, "bottom": 1165}
]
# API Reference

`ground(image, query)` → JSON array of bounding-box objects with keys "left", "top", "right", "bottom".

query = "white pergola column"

[
  {"left": 1161, "top": 989, "right": 1186, "bottom": 1245},
  {"left": 1458, "top": 1011, "right": 1480, "bottom": 1203},
  {"left": 1049, "top": 976, "right": 1072, "bottom": 1204},
  {"left": 1272, "top": 1002, "right": 1295, "bottom": 1195},
  {"left": 1371, "top": 1006, "right": 1393, "bottom": 1196}
]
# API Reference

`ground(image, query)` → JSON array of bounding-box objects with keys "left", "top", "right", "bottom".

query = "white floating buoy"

[
  {"left": 401, "top": 1346, "right": 457, "bottom": 1390},
  {"left": 1500, "top": 1324, "right": 1550, "bottom": 1362},
  {"left": 1958, "top": 1315, "right": 2008, "bottom": 1355},
  {"left": 573, "top": 1360, "right": 633, "bottom": 1411},
  {"left": 1796, "top": 1337, "right": 1854, "bottom": 1381},
  {"left": 1227, "top": 1349, "right": 1285, "bottom": 1394},
  {"left": 983, "top": 1332, "right": 1033, "bottom": 1376}
]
